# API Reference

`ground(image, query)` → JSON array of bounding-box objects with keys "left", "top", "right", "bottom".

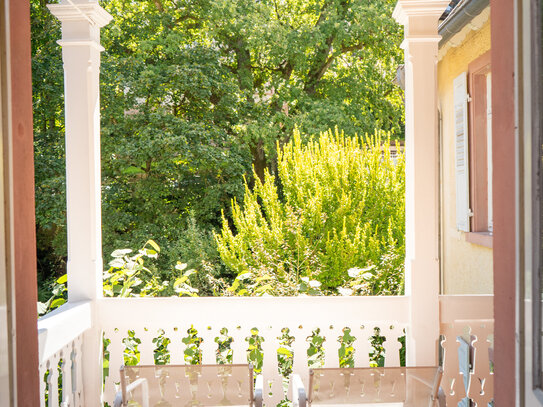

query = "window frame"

[{"left": 466, "top": 51, "right": 493, "bottom": 247}]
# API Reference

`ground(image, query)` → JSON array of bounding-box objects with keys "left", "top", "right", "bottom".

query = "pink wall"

[
  {"left": 9, "top": 0, "right": 40, "bottom": 404},
  {"left": 491, "top": 0, "right": 516, "bottom": 404}
]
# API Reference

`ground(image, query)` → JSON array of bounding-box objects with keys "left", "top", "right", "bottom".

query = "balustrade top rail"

[
  {"left": 37, "top": 300, "right": 91, "bottom": 364},
  {"left": 96, "top": 295, "right": 411, "bottom": 327},
  {"left": 439, "top": 294, "right": 493, "bottom": 323}
]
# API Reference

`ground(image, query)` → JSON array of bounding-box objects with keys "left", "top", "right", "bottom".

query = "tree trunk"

[{"left": 251, "top": 140, "right": 267, "bottom": 183}]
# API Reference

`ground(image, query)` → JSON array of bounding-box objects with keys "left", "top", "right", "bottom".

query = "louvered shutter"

[{"left": 454, "top": 72, "right": 470, "bottom": 232}]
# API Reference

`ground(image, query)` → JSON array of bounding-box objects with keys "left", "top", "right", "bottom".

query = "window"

[{"left": 454, "top": 51, "right": 493, "bottom": 247}]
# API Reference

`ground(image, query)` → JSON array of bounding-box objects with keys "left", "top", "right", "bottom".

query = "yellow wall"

[{"left": 438, "top": 17, "right": 493, "bottom": 294}]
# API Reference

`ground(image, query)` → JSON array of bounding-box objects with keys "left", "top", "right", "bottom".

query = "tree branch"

[
  {"left": 279, "top": 60, "right": 294, "bottom": 80},
  {"left": 272, "top": 0, "right": 293, "bottom": 29},
  {"left": 305, "top": 42, "right": 365, "bottom": 95},
  {"left": 304, "top": 35, "right": 335, "bottom": 95},
  {"left": 175, "top": 13, "right": 199, "bottom": 24},
  {"left": 314, "top": 0, "right": 333, "bottom": 27},
  {"left": 230, "top": 38, "right": 254, "bottom": 92},
  {"left": 303, "top": 0, "right": 354, "bottom": 95},
  {"left": 153, "top": 0, "right": 164, "bottom": 13}
]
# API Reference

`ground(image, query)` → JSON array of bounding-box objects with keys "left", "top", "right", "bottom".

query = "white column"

[
  {"left": 48, "top": 2, "right": 112, "bottom": 404},
  {"left": 393, "top": 0, "right": 448, "bottom": 366},
  {"left": 48, "top": 1, "right": 112, "bottom": 302}
]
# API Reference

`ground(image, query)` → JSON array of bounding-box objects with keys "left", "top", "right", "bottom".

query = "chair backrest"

[
  {"left": 308, "top": 366, "right": 442, "bottom": 406},
  {"left": 120, "top": 364, "right": 254, "bottom": 407}
]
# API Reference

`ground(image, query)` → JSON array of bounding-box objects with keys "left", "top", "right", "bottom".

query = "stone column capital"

[
  {"left": 48, "top": 1, "right": 112, "bottom": 28},
  {"left": 393, "top": 0, "right": 449, "bottom": 38},
  {"left": 393, "top": 0, "right": 450, "bottom": 24},
  {"left": 48, "top": 2, "right": 112, "bottom": 54}
]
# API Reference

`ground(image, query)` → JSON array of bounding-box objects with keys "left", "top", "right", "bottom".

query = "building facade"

[{"left": 437, "top": 1, "right": 493, "bottom": 295}]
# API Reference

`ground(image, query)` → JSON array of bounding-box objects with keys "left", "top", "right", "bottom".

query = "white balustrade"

[
  {"left": 97, "top": 296, "right": 410, "bottom": 406},
  {"left": 35, "top": 295, "right": 494, "bottom": 406},
  {"left": 439, "top": 295, "right": 494, "bottom": 406},
  {"left": 38, "top": 301, "right": 91, "bottom": 406}
]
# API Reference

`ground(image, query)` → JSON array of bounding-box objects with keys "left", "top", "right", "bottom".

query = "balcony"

[
  {"left": 37, "top": 0, "right": 494, "bottom": 406},
  {"left": 37, "top": 295, "right": 493, "bottom": 406}
]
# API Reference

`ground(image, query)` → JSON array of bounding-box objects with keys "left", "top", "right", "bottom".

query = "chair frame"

[
  {"left": 114, "top": 363, "right": 263, "bottom": 407},
  {"left": 292, "top": 366, "right": 444, "bottom": 407}
]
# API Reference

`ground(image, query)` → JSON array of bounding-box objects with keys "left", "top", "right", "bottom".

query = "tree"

[
  {"left": 31, "top": 0, "right": 404, "bottom": 292},
  {"left": 99, "top": 0, "right": 253, "bottom": 280},
  {"left": 98, "top": 0, "right": 404, "bottom": 278},
  {"left": 31, "top": 0, "right": 66, "bottom": 298}
]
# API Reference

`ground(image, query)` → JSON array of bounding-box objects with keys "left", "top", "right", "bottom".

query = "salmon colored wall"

[
  {"left": 437, "top": 17, "right": 493, "bottom": 294},
  {"left": 490, "top": 0, "right": 516, "bottom": 403},
  {"left": 9, "top": 0, "right": 40, "bottom": 405}
]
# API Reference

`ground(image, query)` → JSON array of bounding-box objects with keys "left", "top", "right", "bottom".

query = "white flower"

[
  {"left": 348, "top": 268, "right": 362, "bottom": 278},
  {"left": 300, "top": 277, "right": 310, "bottom": 283},
  {"left": 108, "top": 258, "right": 125, "bottom": 268},
  {"left": 309, "top": 280, "right": 322, "bottom": 288},
  {"left": 175, "top": 262, "right": 188, "bottom": 271},
  {"left": 338, "top": 287, "right": 353, "bottom": 296},
  {"left": 237, "top": 272, "right": 253, "bottom": 281}
]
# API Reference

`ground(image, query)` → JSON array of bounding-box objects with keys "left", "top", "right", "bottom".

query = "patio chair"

[
  {"left": 114, "top": 364, "right": 263, "bottom": 407},
  {"left": 291, "top": 366, "right": 445, "bottom": 407}
]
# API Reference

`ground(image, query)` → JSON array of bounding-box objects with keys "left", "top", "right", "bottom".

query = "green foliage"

[
  {"left": 97, "top": 0, "right": 404, "bottom": 284},
  {"left": 340, "top": 249, "right": 404, "bottom": 296},
  {"left": 398, "top": 334, "right": 406, "bottom": 367},
  {"left": 38, "top": 240, "right": 200, "bottom": 316},
  {"left": 103, "top": 240, "right": 199, "bottom": 298},
  {"left": 215, "top": 328, "right": 234, "bottom": 364},
  {"left": 153, "top": 329, "right": 171, "bottom": 365},
  {"left": 31, "top": 0, "right": 404, "bottom": 295},
  {"left": 246, "top": 328, "right": 265, "bottom": 373},
  {"left": 369, "top": 328, "right": 386, "bottom": 367},
  {"left": 173, "top": 263, "right": 200, "bottom": 297},
  {"left": 103, "top": 240, "right": 164, "bottom": 297},
  {"left": 182, "top": 326, "right": 203, "bottom": 365},
  {"left": 103, "top": 336, "right": 111, "bottom": 380},
  {"left": 307, "top": 329, "right": 326, "bottom": 368},
  {"left": 123, "top": 330, "right": 141, "bottom": 366},
  {"left": 338, "top": 328, "right": 356, "bottom": 368},
  {"left": 216, "top": 128, "right": 405, "bottom": 293},
  {"left": 31, "top": 0, "right": 68, "bottom": 290},
  {"left": 277, "top": 328, "right": 295, "bottom": 377},
  {"left": 37, "top": 274, "right": 67, "bottom": 316}
]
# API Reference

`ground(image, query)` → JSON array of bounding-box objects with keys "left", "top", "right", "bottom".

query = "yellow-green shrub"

[{"left": 215, "top": 128, "right": 405, "bottom": 294}]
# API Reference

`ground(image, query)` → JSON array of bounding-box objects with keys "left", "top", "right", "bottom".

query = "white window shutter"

[{"left": 454, "top": 72, "right": 470, "bottom": 232}]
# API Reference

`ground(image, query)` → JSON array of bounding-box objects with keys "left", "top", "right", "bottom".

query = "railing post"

[
  {"left": 47, "top": 1, "right": 112, "bottom": 404},
  {"left": 393, "top": 0, "right": 448, "bottom": 366}
]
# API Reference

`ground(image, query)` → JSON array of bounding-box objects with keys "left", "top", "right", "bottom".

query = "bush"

[
  {"left": 38, "top": 240, "right": 200, "bottom": 316},
  {"left": 215, "top": 128, "right": 405, "bottom": 294}
]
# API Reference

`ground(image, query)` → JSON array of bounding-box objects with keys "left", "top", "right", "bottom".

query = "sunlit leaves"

[
  {"left": 216, "top": 128, "right": 405, "bottom": 293},
  {"left": 102, "top": 240, "right": 199, "bottom": 298},
  {"left": 33, "top": 0, "right": 404, "bottom": 298}
]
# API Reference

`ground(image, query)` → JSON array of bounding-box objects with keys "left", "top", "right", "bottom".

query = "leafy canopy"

[{"left": 31, "top": 0, "right": 404, "bottom": 293}]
